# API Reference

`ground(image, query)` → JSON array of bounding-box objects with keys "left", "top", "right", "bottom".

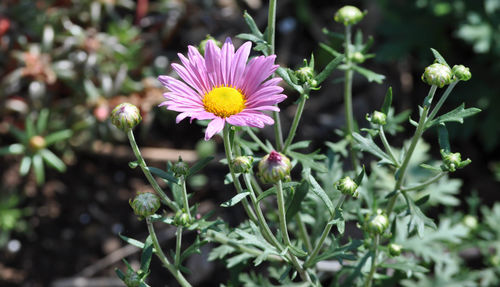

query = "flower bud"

[
  {"left": 172, "top": 157, "right": 189, "bottom": 177},
  {"left": 258, "top": 151, "right": 292, "bottom": 184},
  {"left": 351, "top": 52, "right": 365, "bottom": 64},
  {"left": 130, "top": 192, "right": 161, "bottom": 219},
  {"left": 388, "top": 243, "right": 402, "bottom": 257},
  {"left": 336, "top": 176, "right": 359, "bottom": 197},
  {"left": 232, "top": 156, "right": 254, "bottom": 174},
  {"left": 334, "top": 5, "right": 365, "bottom": 26},
  {"left": 462, "top": 215, "right": 478, "bottom": 230},
  {"left": 174, "top": 209, "right": 193, "bottom": 227},
  {"left": 296, "top": 66, "right": 315, "bottom": 84},
  {"left": 421, "top": 63, "right": 453, "bottom": 88},
  {"left": 370, "top": 110, "right": 387, "bottom": 125},
  {"left": 124, "top": 269, "right": 141, "bottom": 287},
  {"left": 111, "top": 103, "right": 142, "bottom": 132},
  {"left": 367, "top": 209, "right": 389, "bottom": 235},
  {"left": 29, "top": 135, "right": 46, "bottom": 152},
  {"left": 198, "top": 35, "right": 222, "bottom": 55},
  {"left": 452, "top": 65, "right": 471, "bottom": 81}
]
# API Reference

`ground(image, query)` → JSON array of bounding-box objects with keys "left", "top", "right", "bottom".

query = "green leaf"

[
  {"left": 140, "top": 236, "right": 154, "bottom": 273},
  {"left": 381, "top": 87, "right": 393, "bottom": 114},
  {"left": 352, "top": 132, "right": 393, "bottom": 164},
  {"left": 147, "top": 166, "right": 179, "bottom": 184},
  {"left": 430, "top": 48, "right": 449, "bottom": 67},
  {"left": 380, "top": 261, "right": 428, "bottom": 273},
  {"left": 276, "top": 67, "right": 303, "bottom": 92},
  {"left": 9, "top": 126, "right": 27, "bottom": 143},
  {"left": 119, "top": 234, "right": 146, "bottom": 249},
  {"left": 352, "top": 65, "right": 385, "bottom": 83},
  {"left": 180, "top": 236, "right": 207, "bottom": 262},
  {"left": 25, "top": 116, "right": 36, "bottom": 138},
  {"left": 40, "top": 149, "right": 66, "bottom": 172},
  {"left": 287, "top": 140, "right": 311, "bottom": 151},
  {"left": 425, "top": 104, "right": 481, "bottom": 129},
  {"left": 242, "top": 11, "right": 263, "bottom": 38},
  {"left": 319, "top": 42, "right": 342, "bottom": 57},
  {"left": 227, "top": 253, "right": 253, "bottom": 268},
  {"left": 44, "top": 130, "right": 73, "bottom": 146},
  {"left": 437, "top": 123, "right": 451, "bottom": 153},
  {"left": 405, "top": 194, "right": 437, "bottom": 237},
  {"left": 221, "top": 192, "right": 250, "bottom": 207},
  {"left": 84, "top": 79, "right": 100, "bottom": 102},
  {"left": 315, "top": 54, "right": 344, "bottom": 85},
  {"left": 306, "top": 239, "right": 362, "bottom": 267},
  {"left": 285, "top": 181, "right": 309, "bottom": 223},
  {"left": 36, "top": 109, "right": 50, "bottom": 134},
  {"left": 115, "top": 268, "right": 126, "bottom": 280},
  {"left": 237, "top": 33, "right": 264, "bottom": 43},
  {"left": 32, "top": 154, "right": 45, "bottom": 185},
  {"left": 288, "top": 150, "right": 327, "bottom": 172},
  {"left": 303, "top": 169, "right": 335, "bottom": 216},
  {"left": 188, "top": 156, "right": 214, "bottom": 177},
  {"left": 0, "top": 143, "right": 25, "bottom": 156},
  {"left": 19, "top": 156, "right": 31, "bottom": 176},
  {"left": 354, "top": 165, "right": 365, "bottom": 186}
]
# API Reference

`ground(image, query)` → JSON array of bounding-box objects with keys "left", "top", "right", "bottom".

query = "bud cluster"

[
  {"left": 174, "top": 209, "right": 193, "bottom": 227},
  {"left": 440, "top": 149, "right": 471, "bottom": 172}
]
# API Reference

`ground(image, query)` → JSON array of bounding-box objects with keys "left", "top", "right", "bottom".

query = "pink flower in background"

[{"left": 158, "top": 38, "right": 286, "bottom": 140}]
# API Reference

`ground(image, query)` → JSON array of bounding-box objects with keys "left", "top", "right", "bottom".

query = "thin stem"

[
  {"left": 180, "top": 176, "right": 192, "bottom": 221},
  {"left": 364, "top": 235, "right": 380, "bottom": 287},
  {"left": 175, "top": 226, "right": 183, "bottom": 268},
  {"left": 275, "top": 180, "right": 292, "bottom": 246},
  {"left": 222, "top": 125, "right": 258, "bottom": 223},
  {"left": 304, "top": 195, "right": 346, "bottom": 268},
  {"left": 146, "top": 217, "right": 191, "bottom": 287},
  {"left": 386, "top": 86, "right": 437, "bottom": 215},
  {"left": 401, "top": 172, "right": 446, "bottom": 192},
  {"left": 283, "top": 92, "right": 308, "bottom": 152},
  {"left": 344, "top": 24, "right": 359, "bottom": 171},
  {"left": 245, "top": 127, "right": 271, "bottom": 153},
  {"left": 296, "top": 213, "right": 313, "bottom": 253},
  {"left": 427, "top": 81, "right": 458, "bottom": 121},
  {"left": 378, "top": 126, "right": 399, "bottom": 167},
  {"left": 127, "top": 130, "right": 177, "bottom": 211}
]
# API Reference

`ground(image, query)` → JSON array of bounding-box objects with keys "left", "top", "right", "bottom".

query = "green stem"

[
  {"left": 146, "top": 217, "right": 191, "bottom": 287},
  {"left": 296, "top": 213, "right": 313, "bottom": 253},
  {"left": 427, "top": 81, "right": 458, "bottom": 121},
  {"left": 283, "top": 92, "right": 308, "bottom": 152},
  {"left": 401, "top": 172, "right": 446, "bottom": 192},
  {"left": 222, "top": 125, "right": 258, "bottom": 223},
  {"left": 304, "top": 195, "right": 346, "bottom": 268},
  {"left": 175, "top": 226, "right": 183, "bottom": 268},
  {"left": 275, "top": 180, "right": 292, "bottom": 246},
  {"left": 344, "top": 24, "right": 359, "bottom": 171},
  {"left": 180, "top": 176, "right": 192, "bottom": 221},
  {"left": 379, "top": 126, "right": 399, "bottom": 167},
  {"left": 386, "top": 86, "right": 437, "bottom": 215},
  {"left": 127, "top": 130, "right": 177, "bottom": 211},
  {"left": 364, "top": 234, "right": 380, "bottom": 287},
  {"left": 245, "top": 127, "right": 271, "bottom": 153}
]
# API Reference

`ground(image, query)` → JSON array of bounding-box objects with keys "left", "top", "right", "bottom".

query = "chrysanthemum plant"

[{"left": 112, "top": 4, "right": 481, "bottom": 287}]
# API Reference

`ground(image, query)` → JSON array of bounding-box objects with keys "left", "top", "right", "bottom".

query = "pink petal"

[
  {"left": 230, "top": 41, "right": 251, "bottom": 87},
  {"left": 220, "top": 38, "right": 234, "bottom": 85},
  {"left": 204, "top": 40, "right": 222, "bottom": 87},
  {"left": 205, "top": 117, "right": 225, "bottom": 140}
]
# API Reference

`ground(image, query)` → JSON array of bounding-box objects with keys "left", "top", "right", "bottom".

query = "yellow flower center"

[{"left": 203, "top": 87, "right": 246, "bottom": 118}]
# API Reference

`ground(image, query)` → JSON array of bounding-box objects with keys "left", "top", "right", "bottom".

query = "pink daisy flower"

[{"left": 158, "top": 38, "right": 286, "bottom": 140}]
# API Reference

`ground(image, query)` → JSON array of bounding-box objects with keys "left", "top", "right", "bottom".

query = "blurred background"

[{"left": 0, "top": 0, "right": 499, "bottom": 286}]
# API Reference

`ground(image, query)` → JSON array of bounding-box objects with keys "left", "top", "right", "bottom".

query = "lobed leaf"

[{"left": 425, "top": 104, "right": 481, "bottom": 129}]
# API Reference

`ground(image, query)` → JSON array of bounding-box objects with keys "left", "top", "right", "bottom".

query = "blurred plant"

[{"left": 0, "top": 109, "right": 72, "bottom": 185}]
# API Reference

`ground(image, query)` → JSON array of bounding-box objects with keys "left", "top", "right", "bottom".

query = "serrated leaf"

[
  {"left": 227, "top": 253, "right": 253, "bottom": 268},
  {"left": 381, "top": 87, "right": 393, "bottom": 114},
  {"left": 430, "top": 48, "right": 449, "bottom": 67},
  {"left": 303, "top": 169, "right": 334, "bottom": 216},
  {"left": 352, "top": 65, "right": 385, "bottom": 83},
  {"left": 188, "top": 156, "right": 214, "bottom": 177},
  {"left": 405, "top": 194, "right": 437, "bottom": 237},
  {"left": 208, "top": 244, "right": 235, "bottom": 261},
  {"left": 221, "top": 192, "right": 250, "bottom": 207},
  {"left": 425, "top": 104, "right": 481, "bottom": 129},
  {"left": 315, "top": 54, "right": 344, "bottom": 85},
  {"left": 288, "top": 150, "right": 327, "bottom": 172}
]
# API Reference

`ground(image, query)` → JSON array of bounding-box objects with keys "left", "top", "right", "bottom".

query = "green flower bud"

[
  {"left": 367, "top": 209, "right": 389, "bottom": 235},
  {"left": 258, "top": 151, "right": 292, "bottom": 184},
  {"left": 452, "top": 65, "right": 471, "bottom": 81},
  {"left": 130, "top": 192, "right": 161, "bottom": 219},
  {"left": 172, "top": 157, "right": 189, "bottom": 177},
  {"left": 351, "top": 52, "right": 365, "bottom": 64},
  {"left": 370, "top": 110, "right": 387, "bottom": 125},
  {"left": 124, "top": 269, "right": 141, "bottom": 287},
  {"left": 421, "top": 63, "right": 453, "bottom": 88},
  {"left": 388, "top": 243, "right": 402, "bottom": 257},
  {"left": 296, "top": 66, "right": 315, "bottom": 84},
  {"left": 111, "top": 103, "right": 142, "bottom": 132},
  {"left": 29, "top": 135, "right": 46, "bottom": 152},
  {"left": 463, "top": 215, "right": 478, "bottom": 230},
  {"left": 334, "top": 5, "right": 365, "bottom": 26},
  {"left": 232, "top": 156, "right": 254, "bottom": 174},
  {"left": 336, "top": 176, "right": 359, "bottom": 197},
  {"left": 199, "top": 35, "right": 222, "bottom": 55},
  {"left": 174, "top": 209, "right": 193, "bottom": 227}
]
